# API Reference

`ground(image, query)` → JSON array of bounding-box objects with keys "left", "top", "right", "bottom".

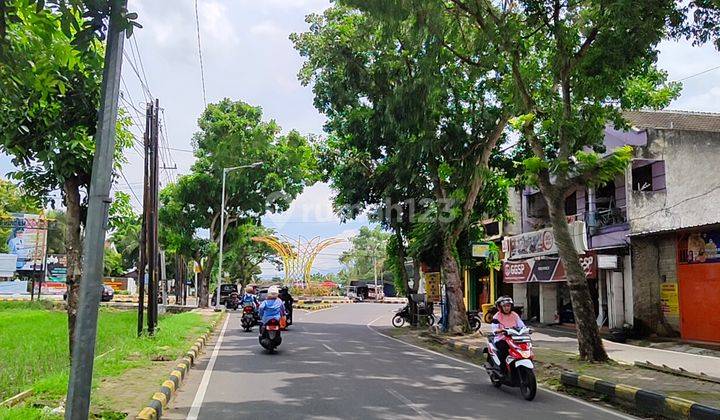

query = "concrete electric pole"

[{"left": 65, "top": 1, "right": 127, "bottom": 418}]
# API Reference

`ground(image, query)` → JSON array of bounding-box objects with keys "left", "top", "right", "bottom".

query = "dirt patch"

[{"left": 93, "top": 360, "right": 177, "bottom": 418}]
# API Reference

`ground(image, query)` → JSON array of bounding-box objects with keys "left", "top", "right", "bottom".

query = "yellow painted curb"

[{"left": 136, "top": 406, "right": 157, "bottom": 420}]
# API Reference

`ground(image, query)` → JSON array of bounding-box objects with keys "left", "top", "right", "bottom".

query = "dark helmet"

[
  {"left": 280, "top": 285, "right": 289, "bottom": 292},
  {"left": 495, "top": 295, "right": 514, "bottom": 309}
]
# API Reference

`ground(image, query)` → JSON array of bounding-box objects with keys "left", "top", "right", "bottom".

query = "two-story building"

[{"left": 498, "top": 110, "right": 720, "bottom": 343}]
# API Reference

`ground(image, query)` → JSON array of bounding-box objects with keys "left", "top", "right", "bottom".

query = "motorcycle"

[
  {"left": 241, "top": 304, "right": 256, "bottom": 332},
  {"left": 392, "top": 303, "right": 435, "bottom": 327},
  {"left": 437, "top": 310, "right": 482, "bottom": 332},
  {"left": 259, "top": 318, "right": 282, "bottom": 353},
  {"left": 483, "top": 319, "right": 537, "bottom": 401},
  {"left": 226, "top": 292, "right": 240, "bottom": 311},
  {"left": 283, "top": 299, "right": 293, "bottom": 327}
]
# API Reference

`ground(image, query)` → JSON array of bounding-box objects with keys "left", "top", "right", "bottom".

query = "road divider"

[
  {"left": 295, "top": 303, "right": 333, "bottom": 311},
  {"left": 135, "top": 313, "right": 224, "bottom": 420},
  {"left": 560, "top": 372, "right": 720, "bottom": 420}
]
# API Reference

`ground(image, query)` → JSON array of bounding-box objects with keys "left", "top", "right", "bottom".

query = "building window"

[
  {"left": 484, "top": 221, "right": 500, "bottom": 237},
  {"left": 632, "top": 160, "right": 666, "bottom": 192},
  {"left": 527, "top": 192, "right": 548, "bottom": 218},
  {"left": 565, "top": 191, "right": 577, "bottom": 216}
]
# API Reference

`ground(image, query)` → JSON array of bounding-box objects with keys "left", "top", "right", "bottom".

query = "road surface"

[{"left": 165, "top": 303, "right": 631, "bottom": 419}]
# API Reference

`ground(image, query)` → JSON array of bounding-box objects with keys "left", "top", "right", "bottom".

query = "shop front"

[
  {"left": 502, "top": 253, "right": 598, "bottom": 324},
  {"left": 677, "top": 228, "right": 720, "bottom": 343}
]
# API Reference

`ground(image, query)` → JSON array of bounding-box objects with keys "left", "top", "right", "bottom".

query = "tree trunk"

[
  {"left": 64, "top": 176, "right": 82, "bottom": 357},
  {"left": 545, "top": 192, "right": 608, "bottom": 362},
  {"left": 441, "top": 242, "right": 467, "bottom": 334},
  {"left": 197, "top": 270, "right": 208, "bottom": 308},
  {"left": 393, "top": 227, "right": 418, "bottom": 326}
]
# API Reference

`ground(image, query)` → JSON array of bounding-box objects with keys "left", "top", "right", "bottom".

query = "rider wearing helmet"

[
  {"left": 258, "top": 285, "right": 286, "bottom": 326},
  {"left": 492, "top": 296, "right": 526, "bottom": 375}
]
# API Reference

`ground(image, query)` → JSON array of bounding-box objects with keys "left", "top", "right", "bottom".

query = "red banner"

[{"left": 502, "top": 252, "right": 597, "bottom": 283}]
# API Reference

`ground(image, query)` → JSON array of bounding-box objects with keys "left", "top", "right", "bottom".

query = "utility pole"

[
  {"left": 147, "top": 99, "right": 160, "bottom": 334},
  {"left": 137, "top": 101, "right": 152, "bottom": 336},
  {"left": 65, "top": 1, "right": 126, "bottom": 418}
]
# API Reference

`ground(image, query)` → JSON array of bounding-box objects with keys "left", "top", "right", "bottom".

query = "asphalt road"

[{"left": 166, "top": 303, "right": 632, "bottom": 419}]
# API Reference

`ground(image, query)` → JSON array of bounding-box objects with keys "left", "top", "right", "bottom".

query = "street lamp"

[{"left": 216, "top": 162, "right": 263, "bottom": 309}]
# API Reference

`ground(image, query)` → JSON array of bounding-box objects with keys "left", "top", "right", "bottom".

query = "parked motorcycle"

[
  {"left": 259, "top": 318, "right": 282, "bottom": 353},
  {"left": 392, "top": 303, "right": 435, "bottom": 327},
  {"left": 226, "top": 292, "right": 240, "bottom": 311},
  {"left": 241, "top": 304, "right": 256, "bottom": 332},
  {"left": 483, "top": 319, "right": 537, "bottom": 401},
  {"left": 437, "top": 311, "right": 482, "bottom": 332}
]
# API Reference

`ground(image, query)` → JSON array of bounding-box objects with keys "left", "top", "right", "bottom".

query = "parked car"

[
  {"left": 63, "top": 284, "right": 114, "bottom": 302},
  {"left": 210, "top": 284, "right": 239, "bottom": 306}
]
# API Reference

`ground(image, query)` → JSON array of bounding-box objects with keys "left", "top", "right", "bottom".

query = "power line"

[
  {"left": 194, "top": 0, "right": 208, "bottom": 107},
  {"left": 119, "top": 168, "right": 142, "bottom": 206},
  {"left": 673, "top": 64, "right": 720, "bottom": 82}
]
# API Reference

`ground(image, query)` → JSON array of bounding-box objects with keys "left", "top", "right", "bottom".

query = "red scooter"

[{"left": 483, "top": 319, "right": 537, "bottom": 400}]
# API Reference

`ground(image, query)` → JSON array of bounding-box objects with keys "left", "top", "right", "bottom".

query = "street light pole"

[{"left": 215, "top": 162, "right": 262, "bottom": 309}]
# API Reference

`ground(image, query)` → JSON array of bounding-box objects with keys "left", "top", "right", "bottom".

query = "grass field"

[{"left": 0, "top": 301, "right": 215, "bottom": 418}]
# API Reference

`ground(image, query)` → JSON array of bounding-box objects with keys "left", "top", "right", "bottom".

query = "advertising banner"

[
  {"left": 0, "top": 254, "right": 18, "bottom": 278},
  {"left": 678, "top": 230, "right": 720, "bottom": 264},
  {"left": 503, "top": 252, "right": 597, "bottom": 283},
  {"left": 33, "top": 281, "right": 67, "bottom": 295},
  {"left": 5, "top": 213, "right": 48, "bottom": 272},
  {"left": 424, "top": 272, "right": 441, "bottom": 303},
  {"left": 660, "top": 283, "right": 679, "bottom": 316},
  {"left": 46, "top": 254, "right": 67, "bottom": 283},
  {"left": 0, "top": 280, "right": 28, "bottom": 294},
  {"left": 502, "top": 221, "right": 587, "bottom": 260}
]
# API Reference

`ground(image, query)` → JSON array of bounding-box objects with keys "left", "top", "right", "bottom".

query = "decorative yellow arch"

[{"left": 251, "top": 235, "right": 345, "bottom": 287}]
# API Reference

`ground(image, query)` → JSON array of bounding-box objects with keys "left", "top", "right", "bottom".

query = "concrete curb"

[
  {"left": 561, "top": 372, "right": 720, "bottom": 420},
  {"left": 135, "top": 313, "right": 224, "bottom": 420},
  {"left": 436, "top": 336, "right": 485, "bottom": 357},
  {"left": 295, "top": 303, "right": 333, "bottom": 311}
]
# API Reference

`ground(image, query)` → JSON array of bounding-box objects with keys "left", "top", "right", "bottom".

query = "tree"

[
  {"left": 0, "top": 1, "right": 134, "bottom": 354},
  {"left": 159, "top": 99, "right": 318, "bottom": 307},
  {"left": 222, "top": 222, "right": 278, "bottom": 284},
  {"left": 107, "top": 192, "right": 141, "bottom": 270},
  {"left": 351, "top": 0, "right": 682, "bottom": 359},
  {"left": 339, "top": 226, "right": 391, "bottom": 283},
  {"left": 293, "top": 6, "right": 510, "bottom": 332}
]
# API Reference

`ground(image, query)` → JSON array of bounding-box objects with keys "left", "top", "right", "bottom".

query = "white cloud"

[{"left": 249, "top": 21, "right": 286, "bottom": 39}]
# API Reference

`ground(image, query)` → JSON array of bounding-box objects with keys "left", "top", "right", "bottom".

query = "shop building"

[
  {"left": 624, "top": 110, "right": 720, "bottom": 343},
  {"left": 498, "top": 110, "right": 720, "bottom": 340}
]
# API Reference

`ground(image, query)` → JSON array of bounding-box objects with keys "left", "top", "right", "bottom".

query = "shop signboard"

[
  {"left": 5, "top": 213, "right": 48, "bottom": 272},
  {"left": 503, "top": 252, "right": 597, "bottom": 283},
  {"left": 502, "top": 221, "right": 587, "bottom": 260},
  {"left": 425, "top": 272, "right": 441, "bottom": 303},
  {"left": 471, "top": 243, "right": 491, "bottom": 258},
  {"left": 660, "top": 283, "right": 679, "bottom": 316},
  {"left": 678, "top": 230, "right": 720, "bottom": 264}
]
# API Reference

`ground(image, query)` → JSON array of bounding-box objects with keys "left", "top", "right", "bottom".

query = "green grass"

[{"left": 0, "top": 302, "right": 214, "bottom": 418}]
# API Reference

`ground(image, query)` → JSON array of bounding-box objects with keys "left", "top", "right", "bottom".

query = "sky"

[{"left": 1, "top": 0, "right": 719, "bottom": 276}]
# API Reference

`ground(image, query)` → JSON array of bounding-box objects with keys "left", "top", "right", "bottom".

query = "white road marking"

[
  {"left": 386, "top": 388, "right": 433, "bottom": 419},
  {"left": 186, "top": 314, "right": 230, "bottom": 420},
  {"left": 322, "top": 343, "right": 342, "bottom": 357},
  {"left": 366, "top": 318, "right": 635, "bottom": 419}
]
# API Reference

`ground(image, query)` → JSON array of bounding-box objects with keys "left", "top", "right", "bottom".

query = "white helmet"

[{"left": 268, "top": 285, "right": 279, "bottom": 297}]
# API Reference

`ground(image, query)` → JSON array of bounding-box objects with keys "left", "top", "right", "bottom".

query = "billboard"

[
  {"left": 5, "top": 213, "right": 48, "bottom": 272},
  {"left": 46, "top": 254, "right": 68, "bottom": 282}
]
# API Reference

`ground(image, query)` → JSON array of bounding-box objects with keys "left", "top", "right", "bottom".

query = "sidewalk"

[
  {"left": 436, "top": 327, "right": 720, "bottom": 409},
  {"left": 527, "top": 326, "right": 720, "bottom": 378}
]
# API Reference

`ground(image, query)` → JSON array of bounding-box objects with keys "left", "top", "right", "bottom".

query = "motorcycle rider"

[
  {"left": 491, "top": 296, "right": 526, "bottom": 376},
  {"left": 278, "top": 285, "right": 294, "bottom": 322},
  {"left": 241, "top": 285, "right": 259, "bottom": 307},
  {"left": 258, "top": 285, "right": 286, "bottom": 332}
]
